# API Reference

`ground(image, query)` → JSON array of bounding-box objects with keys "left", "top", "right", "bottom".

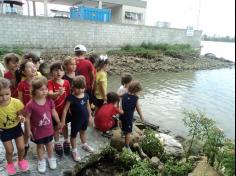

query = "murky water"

[{"left": 108, "top": 67, "right": 235, "bottom": 139}]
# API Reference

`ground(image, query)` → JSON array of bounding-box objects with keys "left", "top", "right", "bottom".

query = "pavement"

[{"left": 0, "top": 126, "right": 109, "bottom": 176}]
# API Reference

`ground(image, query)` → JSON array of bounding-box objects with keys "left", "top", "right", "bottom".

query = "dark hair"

[
  {"left": 39, "top": 63, "right": 50, "bottom": 79},
  {"left": 73, "top": 75, "right": 86, "bottom": 89},
  {"left": 121, "top": 73, "right": 133, "bottom": 85},
  {"left": 3, "top": 53, "right": 20, "bottom": 65},
  {"left": 50, "top": 62, "right": 64, "bottom": 73},
  {"left": 23, "top": 53, "right": 40, "bottom": 64},
  {"left": 31, "top": 77, "right": 48, "bottom": 97},
  {"left": 95, "top": 58, "right": 109, "bottom": 71},
  {"left": 128, "top": 81, "right": 142, "bottom": 94},
  {"left": 15, "top": 60, "right": 33, "bottom": 85},
  {"left": 0, "top": 78, "right": 11, "bottom": 90},
  {"left": 87, "top": 54, "right": 98, "bottom": 65},
  {"left": 107, "top": 92, "right": 119, "bottom": 104},
  {"left": 75, "top": 51, "right": 86, "bottom": 57}
]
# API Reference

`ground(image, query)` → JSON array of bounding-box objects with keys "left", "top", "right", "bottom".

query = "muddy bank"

[{"left": 40, "top": 52, "right": 234, "bottom": 75}]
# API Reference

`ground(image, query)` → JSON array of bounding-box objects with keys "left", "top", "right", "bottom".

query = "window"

[{"left": 125, "top": 11, "right": 143, "bottom": 21}]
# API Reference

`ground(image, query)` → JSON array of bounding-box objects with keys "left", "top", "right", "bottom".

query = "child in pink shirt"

[{"left": 25, "top": 77, "right": 61, "bottom": 173}]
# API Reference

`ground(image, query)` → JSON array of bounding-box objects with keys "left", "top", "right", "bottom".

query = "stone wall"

[{"left": 0, "top": 14, "right": 202, "bottom": 52}]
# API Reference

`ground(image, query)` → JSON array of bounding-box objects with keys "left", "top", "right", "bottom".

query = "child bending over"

[{"left": 120, "top": 81, "right": 144, "bottom": 150}]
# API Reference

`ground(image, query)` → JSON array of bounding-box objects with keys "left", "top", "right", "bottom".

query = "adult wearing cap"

[{"left": 74, "top": 45, "right": 95, "bottom": 103}]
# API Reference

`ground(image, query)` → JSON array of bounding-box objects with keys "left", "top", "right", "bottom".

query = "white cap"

[{"left": 74, "top": 44, "right": 87, "bottom": 52}]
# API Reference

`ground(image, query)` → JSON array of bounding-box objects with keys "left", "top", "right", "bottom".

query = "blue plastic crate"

[{"left": 70, "top": 6, "right": 111, "bottom": 22}]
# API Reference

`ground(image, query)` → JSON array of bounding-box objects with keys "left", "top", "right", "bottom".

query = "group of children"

[{"left": 0, "top": 44, "right": 144, "bottom": 175}]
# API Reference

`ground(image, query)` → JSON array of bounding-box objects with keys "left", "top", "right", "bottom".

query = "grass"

[{"left": 107, "top": 43, "right": 199, "bottom": 59}]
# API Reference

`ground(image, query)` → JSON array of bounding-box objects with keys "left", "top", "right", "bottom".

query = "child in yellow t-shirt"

[
  {"left": 94, "top": 55, "right": 109, "bottom": 109},
  {"left": 0, "top": 78, "right": 30, "bottom": 175}
]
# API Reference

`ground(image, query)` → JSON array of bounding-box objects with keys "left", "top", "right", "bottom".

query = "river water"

[{"left": 109, "top": 41, "right": 235, "bottom": 139}]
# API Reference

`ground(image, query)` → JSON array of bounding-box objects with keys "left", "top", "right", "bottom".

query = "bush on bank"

[{"left": 107, "top": 43, "right": 199, "bottom": 59}]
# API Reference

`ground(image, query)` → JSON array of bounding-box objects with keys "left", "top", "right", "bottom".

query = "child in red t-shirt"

[
  {"left": 94, "top": 92, "right": 123, "bottom": 134},
  {"left": 17, "top": 60, "right": 37, "bottom": 156},
  {"left": 48, "top": 62, "right": 71, "bottom": 157},
  {"left": 3, "top": 53, "right": 20, "bottom": 98}
]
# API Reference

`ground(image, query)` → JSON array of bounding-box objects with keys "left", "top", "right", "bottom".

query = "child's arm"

[
  {"left": 48, "top": 90, "right": 62, "bottom": 99},
  {"left": 52, "top": 108, "right": 62, "bottom": 129},
  {"left": 89, "top": 70, "right": 95, "bottom": 90},
  {"left": 87, "top": 100, "right": 93, "bottom": 126},
  {"left": 61, "top": 101, "right": 71, "bottom": 128},
  {"left": 18, "top": 91, "right": 24, "bottom": 103},
  {"left": 16, "top": 110, "right": 25, "bottom": 123},
  {"left": 136, "top": 100, "right": 144, "bottom": 121},
  {"left": 24, "top": 113, "right": 33, "bottom": 139}
]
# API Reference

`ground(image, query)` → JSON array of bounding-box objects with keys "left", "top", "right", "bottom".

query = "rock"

[
  {"left": 133, "top": 143, "right": 148, "bottom": 159},
  {"left": 175, "top": 135, "right": 186, "bottom": 143},
  {"left": 155, "top": 133, "right": 185, "bottom": 158},
  {"left": 204, "top": 53, "right": 217, "bottom": 59},
  {"left": 150, "top": 157, "right": 160, "bottom": 166}
]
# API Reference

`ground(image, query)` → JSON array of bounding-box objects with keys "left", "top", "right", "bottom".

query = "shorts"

[
  {"left": 86, "top": 89, "right": 94, "bottom": 104},
  {"left": 0, "top": 123, "right": 23, "bottom": 142},
  {"left": 121, "top": 120, "right": 133, "bottom": 134},
  {"left": 71, "top": 120, "right": 88, "bottom": 138},
  {"left": 93, "top": 97, "right": 104, "bottom": 108},
  {"left": 32, "top": 135, "right": 53, "bottom": 145}
]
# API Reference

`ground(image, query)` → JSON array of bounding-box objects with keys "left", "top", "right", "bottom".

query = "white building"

[
  {"left": 21, "top": 0, "right": 147, "bottom": 25},
  {"left": 0, "top": 0, "right": 23, "bottom": 14}
]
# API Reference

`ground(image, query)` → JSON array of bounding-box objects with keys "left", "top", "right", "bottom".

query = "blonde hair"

[
  {"left": 128, "top": 81, "right": 142, "bottom": 94},
  {"left": 0, "top": 78, "right": 11, "bottom": 90},
  {"left": 64, "top": 56, "right": 75, "bottom": 66},
  {"left": 31, "top": 77, "right": 48, "bottom": 97}
]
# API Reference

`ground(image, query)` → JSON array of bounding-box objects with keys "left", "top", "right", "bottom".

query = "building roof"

[
  {"left": 30, "top": 0, "right": 147, "bottom": 8},
  {"left": 2, "top": 0, "right": 23, "bottom": 6}
]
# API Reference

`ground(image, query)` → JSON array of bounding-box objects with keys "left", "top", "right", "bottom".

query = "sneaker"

[
  {"left": 81, "top": 143, "right": 94, "bottom": 153},
  {"left": 48, "top": 157, "right": 57, "bottom": 170},
  {"left": 55, "top": 143, "right": 63, "bottom": 157},
  {"left": 24, "top": 145, "right": 30, "bottom": 158},
  {"left": 6, "top": 163, "right": 16, "bottom": 175},
  {"left": 71, "top": 150, "right": 81, "bottom": 162},
  {"left": 102, "top": 131, "right": 113, "bottom": 138},
  {"left": 18, "top": 159, "right": 29, "bottom": 172},
  {"left": 38, "top": 159, "right": 46, "bottom": 173},
  {"left": 63, "top": 141, "right": 71, "bottom": 155}
]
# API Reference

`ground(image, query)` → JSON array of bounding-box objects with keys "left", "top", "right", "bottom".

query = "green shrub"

[
  {"left": 217, "top": 139, "right": 235, "bottom": 176},
  {"left": 163, "top": 159, "right": 194, "bottom": 176},
  {"left": 141, "top": 129, "right": 166, "bottom": 160},
  {"left": 128, "top": 161, "right": 157, "bottom": 176},
  {"left": 119, "top": 149, "right": 141, "bottom": 169},
  {"left": 0, "top": 47, "right": 24, "bottom": 61}
]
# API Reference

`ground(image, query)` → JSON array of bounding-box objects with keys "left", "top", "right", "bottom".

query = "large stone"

[{"left": 155, "top": 133, "right": 185, "bottom": 158}]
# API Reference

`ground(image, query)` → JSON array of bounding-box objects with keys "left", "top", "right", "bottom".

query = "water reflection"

[{"left": 108, "top": 68, "right": 235, "bottom": 139}]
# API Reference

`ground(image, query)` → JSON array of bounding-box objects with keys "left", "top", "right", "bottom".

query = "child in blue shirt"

[
  {"left": 61, "top": 75, "right": 94, "bottom": 162},
  {"left": 120, "top": 81, "right": 144, "bottom": 149}
]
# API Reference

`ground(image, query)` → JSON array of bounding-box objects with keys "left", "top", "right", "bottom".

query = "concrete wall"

[
  {"left": 110, "top": 6, "right": 123, "bottom": 23},
  {"left": 0, "top": 14, "right": 202, "bottom": 52}
]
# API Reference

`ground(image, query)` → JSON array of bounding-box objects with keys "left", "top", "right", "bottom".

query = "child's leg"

[
  {"left": 79, "top": 130, "right": 86, "bottom": 144},
  {"left": 36, "top": 144, "right": 45, "bottom": 161},
  {"left": 45, "top": 142, "right": 53, "bottom": 159},
  {"left": 125, "top": 133, "right": 131, "bottom": 148},
  {"left": 62, "top": 124, "right": 71, "bottom": 155},
  {"left": 70, "top": 136, "right": 81, "bottom": 162},
  {"left": 53, "top": 126, "right": 60, "bottom": 142},
  {"left": 80, "top": 130, "right": 94, "bottom": 153},
  {"left": 15, "top": 135, "right": 25, "bottom": 161},
  {"left": 70, "top": 137, "right": 77, "bottom": 150},
  {"left": 53, "top": 126, "right": 63, "bottom": 157},
  {"left": 2, "top": 140, "right": 14, "bottom": 163}
]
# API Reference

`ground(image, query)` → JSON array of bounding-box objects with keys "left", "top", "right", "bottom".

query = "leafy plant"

[
  {"left": 216, "top": 139, "right": 235, "bottom": 176},
  {"left": 182, "top": 110, "right": 215, "bottom": 159},
  {"left": 141, "top": 128, "right": 166, "bottom": 160},
  {"left": 128, "top": 160, "right": 157, "bottom": 176},
  {"left": 163, "top": 159, "right": 194, "bottom": 176},
  {"left": 203, "top": 127, "right": 225, "bottom": 166},
  {"left": 119, "top": 149, "right": 141, "bottom": 169}
]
